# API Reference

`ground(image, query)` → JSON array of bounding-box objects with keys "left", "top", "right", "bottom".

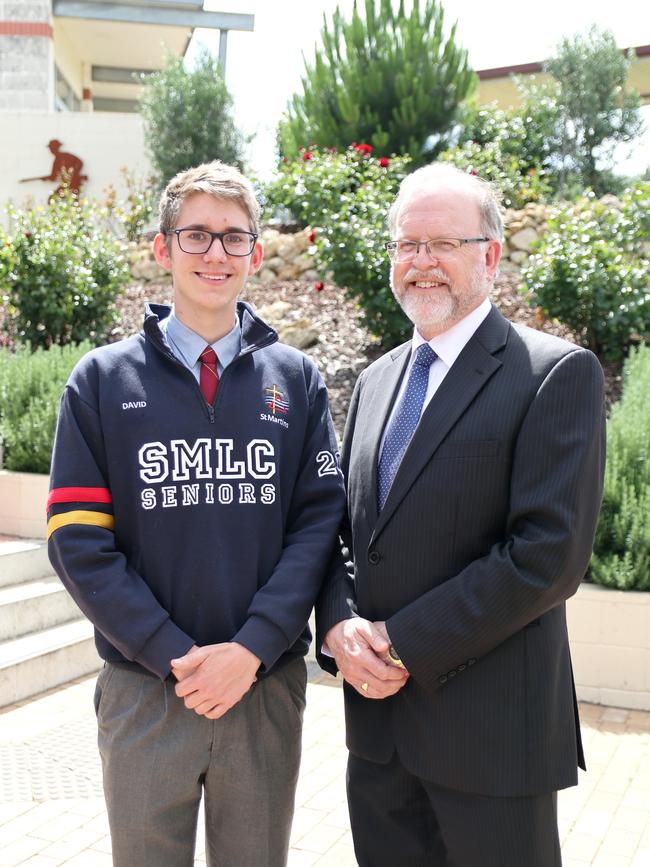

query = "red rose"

[
  {"left": 314, "top": 281, "right": 325, "bottom": 292},
  {"left": 302, "top": 151, "right": 313, "bottom": 161},
  {"left": 378, "top": 157, "right": 390, "bottom": 168},
  {"left": 469, "top": 169, "right": 478, "bottom": 176},
  {"left": 309, "top": 231, "right": 316, "bottom": 243},
  {"left": 354, "top": 143, "right": 373, "bottom": 154}
]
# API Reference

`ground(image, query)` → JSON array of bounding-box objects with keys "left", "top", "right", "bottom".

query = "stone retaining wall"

[{"left": 127, "top": 205, "right": 551, "bottom": 284}]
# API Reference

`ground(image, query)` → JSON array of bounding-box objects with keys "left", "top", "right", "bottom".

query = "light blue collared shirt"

[{"left": 160, "top": 308, "right": 241, "bottom": 383}]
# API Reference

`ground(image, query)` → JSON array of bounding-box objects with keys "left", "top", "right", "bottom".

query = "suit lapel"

[
  {"left": 372, "top": 306, "right": 510, "bottom": 540},
  {"left": 357, "top": 343, "right": 411, "bottom": 526}
]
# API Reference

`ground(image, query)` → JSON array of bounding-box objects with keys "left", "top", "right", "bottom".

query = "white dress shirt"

[{"left": 379, "top": 298, "right": 492, "bottom": 456}]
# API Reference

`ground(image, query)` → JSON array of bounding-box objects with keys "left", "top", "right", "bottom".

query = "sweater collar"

[{"left": 144, "top": 301, "right": 278, "bottom": 356}]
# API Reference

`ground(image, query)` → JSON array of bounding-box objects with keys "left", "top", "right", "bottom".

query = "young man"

[
  {"left": 48, "top": 161, "right": 345, "bottom": 866},
  {"left": 317, "top": 163, "right": 606, "bottom": 866}
]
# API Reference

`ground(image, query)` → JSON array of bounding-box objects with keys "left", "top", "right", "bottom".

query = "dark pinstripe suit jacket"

[{"left": 317, "top": 304, "right": 606, "bottom": 798}]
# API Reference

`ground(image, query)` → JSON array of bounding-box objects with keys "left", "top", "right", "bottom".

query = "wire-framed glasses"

[{"left": 385, "top": 237, "right": 489, "bottom": 262}]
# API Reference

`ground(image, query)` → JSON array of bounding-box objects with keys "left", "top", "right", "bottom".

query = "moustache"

[{"left": 403, "top": 268, "right": 448, "bottom": 283}]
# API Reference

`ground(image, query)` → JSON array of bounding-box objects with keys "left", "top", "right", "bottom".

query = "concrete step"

[
  {"left": 0, "top": 576, "right": 83, "bottom": 642},
  {"left": 0, "top": 619, "right": 101, "bottom": 708},
  {"left": 0, "top": 539, "right": 52, "bottom": 588}
]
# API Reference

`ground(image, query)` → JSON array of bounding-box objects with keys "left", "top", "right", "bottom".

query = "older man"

[{"left": 317, "top": 163, "right": 606, "bottom": 866}]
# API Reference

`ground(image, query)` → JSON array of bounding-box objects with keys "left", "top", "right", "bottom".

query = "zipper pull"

[{"left": 208, "top": 405, "right": 215, "bottom": 423}]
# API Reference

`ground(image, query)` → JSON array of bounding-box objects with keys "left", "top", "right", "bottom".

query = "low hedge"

[
  {"left": 590, "top": 343, "right": 650, "bottom": 590},
  {"left": 0, "top": 342, "right": 91, "bottom": 474}
]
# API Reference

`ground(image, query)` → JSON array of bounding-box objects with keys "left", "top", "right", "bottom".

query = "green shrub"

[
  {"left": 461, "top": 84, "right": 562, "bottom": 180},
  {"left": 264, "top": 144, "right": 413, "bottom": 347},
  {"left": 0, "top": 342, "right": 91, "bottom": 473},
  {"left": 0, "top": 192, "right": 130, "bottom": 350},
  {"left": 105, "top": 169, "right": 160, "bottom": 243},
  {"left": 522, "top": 182, "right": 650, "bottom": 361},
  {"left": 590, "top": 344, "right": 650, "bottom": 590},
  {"left": 437, "top": 139, "right": 551, "bottom": 209}
]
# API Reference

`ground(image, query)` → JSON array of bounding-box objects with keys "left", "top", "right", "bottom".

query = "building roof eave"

[{"left": 52, "top": 1, "right": 254, "bottom": 32}]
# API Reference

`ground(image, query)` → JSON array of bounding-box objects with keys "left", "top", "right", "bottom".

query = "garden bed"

[{"left": 100, "top": 269, "right": 622, "bottom": 434}]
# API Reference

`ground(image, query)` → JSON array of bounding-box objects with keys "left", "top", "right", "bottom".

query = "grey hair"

[{"left": 387, "top": 163, "right": 504, "bottom": 242}]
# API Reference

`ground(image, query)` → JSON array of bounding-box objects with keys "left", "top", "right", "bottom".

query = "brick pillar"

[{"left": 0, "top": 1, "right": 54, "bottom": 111}]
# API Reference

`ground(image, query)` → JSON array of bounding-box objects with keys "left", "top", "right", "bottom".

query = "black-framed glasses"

[
  {"left": 169, "top": 228, "right": 258, "bottom": 256},
  {"left": 385, "top": 237, "right": 490, "bottom": 262}
]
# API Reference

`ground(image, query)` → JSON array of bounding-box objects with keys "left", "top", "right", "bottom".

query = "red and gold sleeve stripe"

[{"left": 47, "top": 487, "right": 114, "bottom": 540}]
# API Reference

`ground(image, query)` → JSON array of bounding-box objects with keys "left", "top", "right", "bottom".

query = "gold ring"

[{"left": 361, "top": 682, "right": 369, "bottom": 692}]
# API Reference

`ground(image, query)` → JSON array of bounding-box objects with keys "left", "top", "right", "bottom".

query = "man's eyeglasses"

[
  {"left": 385, "top": 237, "right": 490, "bottom": 262},
  {"left": 169, "top": 228, "right": 258, "bottom": 257}
]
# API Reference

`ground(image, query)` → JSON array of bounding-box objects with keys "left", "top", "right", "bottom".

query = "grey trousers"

[{"left": 94, "top": 657, "right": 307, "bottom": 867}]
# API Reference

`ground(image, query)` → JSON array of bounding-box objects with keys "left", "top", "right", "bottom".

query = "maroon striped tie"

[{"left": 199, "top": 346, "right": 219, "bottom": 404}]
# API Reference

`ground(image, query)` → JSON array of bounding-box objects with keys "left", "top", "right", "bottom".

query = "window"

[{"left": 54, "top": 65, "right": 80, "bottom": 111}]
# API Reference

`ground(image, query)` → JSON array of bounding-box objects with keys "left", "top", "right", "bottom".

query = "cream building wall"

[{"left": 0, "top": 112, "right": 153, "bottom": 225}]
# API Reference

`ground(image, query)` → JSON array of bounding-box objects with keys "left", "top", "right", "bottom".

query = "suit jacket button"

[
  {"left": 467, "top": 658, "right": 477, "bottom": 666},
  {"left": 368, "top": 551, "right": 381, "bottom": 565},
  {"left": 447, "top": 669, "right": 457, "bottom": 678},
  {"left": 457, "top": 663, "right": 467, "bottom": 672},
  {"left": 438, "top": 675, "right": 448, "bottom": 684}
]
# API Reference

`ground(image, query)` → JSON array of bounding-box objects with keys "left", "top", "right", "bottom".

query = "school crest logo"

[
  {"left": 261, "top": 385, "right": 290, "bottom": 429},
  {"left": 264, "top": 385, "right": 289, "bottom": 415}
]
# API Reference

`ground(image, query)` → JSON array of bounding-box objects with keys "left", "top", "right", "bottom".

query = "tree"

[
  {"left": 277, "top": 0, "right": 476, "bottom": 163},
  {"left": 545, "top": 26, "right": 643, "bottom": 196},
  {"left": 139, "top": 49, "right": 245, "bottom": 185}
]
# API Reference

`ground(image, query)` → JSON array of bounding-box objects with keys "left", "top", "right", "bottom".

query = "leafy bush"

[
  {"left": 264, "top": 144, "right": 413, "bottom": 347},
  {"left": 522, "top": 182, "right": 650, "bottom": 361},
  {"left": 139, "top": 49, "right": 244, "bottom": 185},
  {"left": 0, "top": 192, "right": 130, "bottom": 349},
  {"left": 0, "top": 342, "right": 91, "bottom": 473},
  {"left": 278, "top": 0, "right": 476, "bottom": 163},
  {"left": 437, "top": 139, "right": 551, "bottom": 209},
  {"left": 590, "top": 344, "right": 650, "bottom": 590},
  {"left": 450, "top": 83, "right": 560, "bottom": 202},
  {"left": 462, "top": 83, "right": 562, "bottom": 179},
  {"left": 105, "top": 168, "right": 160, "bottom": 242}
]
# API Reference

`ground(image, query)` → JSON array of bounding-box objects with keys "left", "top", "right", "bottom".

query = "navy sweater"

[{"left": 48, "top": 302, "right": 345, "bottom": 680}]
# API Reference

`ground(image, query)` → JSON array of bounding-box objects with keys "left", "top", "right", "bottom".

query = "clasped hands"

[
  {"left": 325, "top": 618, "right": 409, "bottom": 699},
  {"left": 171, "top": 642, "right": 261, "bottom": 720}
]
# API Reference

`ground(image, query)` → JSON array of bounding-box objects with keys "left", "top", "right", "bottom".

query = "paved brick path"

[{"left": 0, "top": 670, "right": 649, "bottom": 866}]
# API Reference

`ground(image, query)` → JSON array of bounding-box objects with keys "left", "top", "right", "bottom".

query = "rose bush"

[
  {"left": 263, "top": 144, "right": 413, "bottom": 347},
  {"left": 0, "top": 192, "right": 129, "bottom": 349}
]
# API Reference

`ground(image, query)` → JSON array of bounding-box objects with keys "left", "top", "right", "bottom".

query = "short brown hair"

[{"left": 158, "top": 161, "right": 261, "bottom": 236}]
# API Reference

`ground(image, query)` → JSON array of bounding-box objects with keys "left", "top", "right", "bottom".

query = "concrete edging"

[
  {"left": 567, "top": 582, "right": 650, "bottom": 711},
  {"left": 0, "top": 470, "right": 49, "bottom": 539}
]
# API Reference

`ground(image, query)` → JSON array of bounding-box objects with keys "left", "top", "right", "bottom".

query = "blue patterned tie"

[{"left": 377, "top": 343, "right": 437, "bottom": 511}]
